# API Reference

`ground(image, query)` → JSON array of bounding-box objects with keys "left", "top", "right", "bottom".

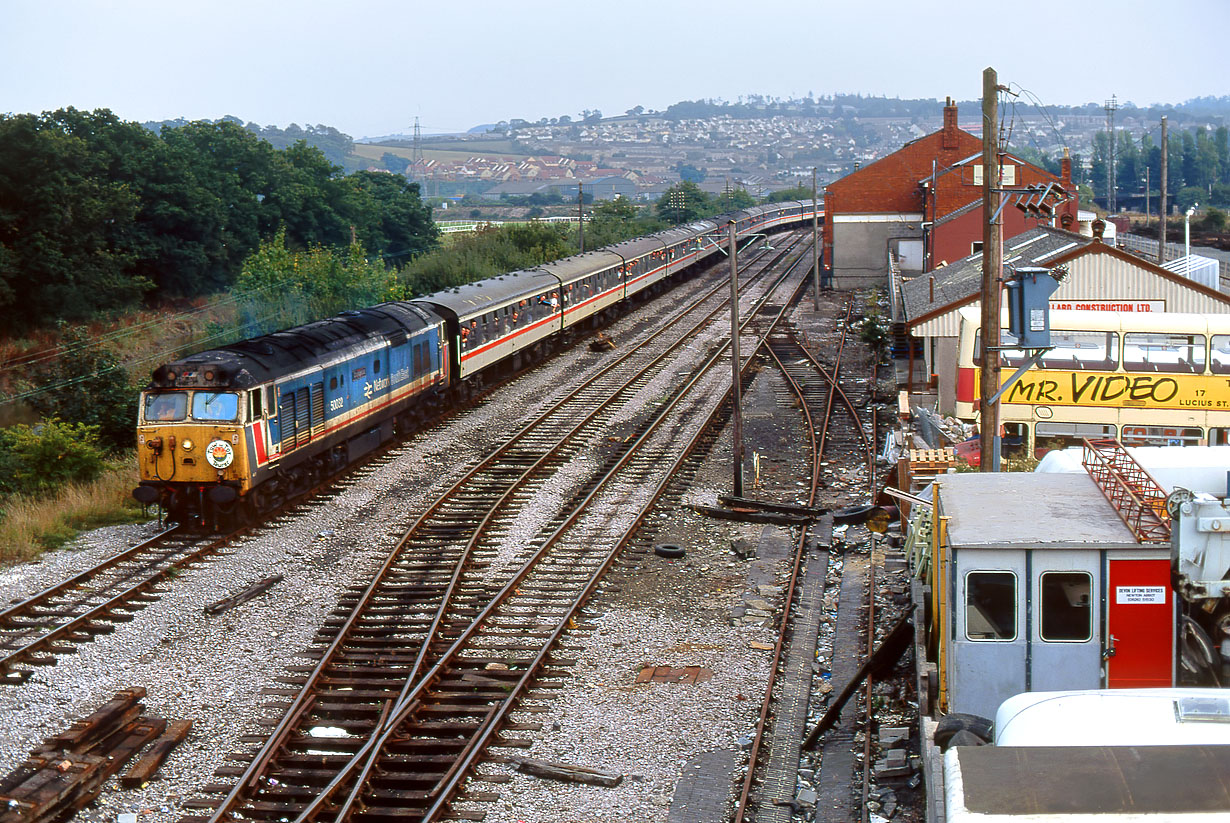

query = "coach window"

[
  {"left": 1124, "top": 332, "right": 1205, "bottom": 374},
  {"left": 1210, "top": 335, "right": 1230, "bottom": 374},
  {"left": 965, "top": 571, "right": 1016, "bottom": 641},
  {"left": 1039, "top": 572, "right": 1092, "bottom": 642}
]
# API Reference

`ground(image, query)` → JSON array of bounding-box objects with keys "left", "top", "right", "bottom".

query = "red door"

[{"left": 1105, "top": 558, "right": 1173, "bottom": 688}]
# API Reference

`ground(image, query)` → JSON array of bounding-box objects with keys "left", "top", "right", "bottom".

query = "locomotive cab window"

[
  {"left": 193, "top": 392, "right": 239, "bottom": 422},
  {"left": 1039, "top": 571, "right": 1092, "bottom": 642},
  {"left": 965, "top": 571, "right": 1017, "bottom": 641},
  {"left": 329, "top": 377, "right": 338, "bottom": 391},
  {"left": 374, "top": 359, "right": 381, "bottom": 374},
  {"left": 249, "top": 389, "right": 263, "bottom": 420},
  {"left": 144, "top": 392, "right": 187, "bottom": 422}
]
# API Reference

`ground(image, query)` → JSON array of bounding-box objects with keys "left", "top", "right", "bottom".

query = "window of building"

[
  {"left": 1039, "top": 571, "right": 1092, "bottom": 641},
  {"left": 965, "top": 571, "right": 1017, "bottom": 641}
]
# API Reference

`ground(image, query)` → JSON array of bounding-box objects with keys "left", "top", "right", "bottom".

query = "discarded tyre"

[
  {"left": 654, "top": 542, "right": 686, "bottom": 559},
  {"left": 943, "top": 729, "right": 988, "bottom": 750},
  {"left": 934, "top": 712, "right": 994, "bottom": 750},
  {"left": 833, "top": 503, "right": 877, "bottom": 525}
]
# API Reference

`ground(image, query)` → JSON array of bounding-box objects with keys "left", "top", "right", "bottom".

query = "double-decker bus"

[{"left": 955, "top": 307, "right": 1230, "bottom": 453}]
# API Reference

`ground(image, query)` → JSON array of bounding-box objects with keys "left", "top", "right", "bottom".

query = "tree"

[
  {"left": 1177, "top": 186, "right": 1205, "bottom": 213},
  {"left": 715, "top": 187, "right": 755, "bottom": 212},
  {"left": 26, "top": 326, "right": 136, "bottom": 452},
  {"left": 656, "top": 181, "right": 711, "bottom": 224},
  {"left": 676, "top": 162, "right": 706, "bottom": 183},
  {"left": 382, "top": 152, "right": 410, "bottom": 174},
  {"left": 766, "top": 185, "right": 816, "bottom": 203},
  {"left": 341, "top": 171, "right": 438, "bottom": 263}
]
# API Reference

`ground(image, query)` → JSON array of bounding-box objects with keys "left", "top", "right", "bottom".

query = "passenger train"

[
  {"left": 954, "top": 307, "right": 1230, "bottom": 453},
  {"left": 132, "top": 202, "right": 818, "bottom": 526}
]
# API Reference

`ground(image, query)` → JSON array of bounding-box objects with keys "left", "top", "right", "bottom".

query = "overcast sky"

[{"left": 4, "top": 0, "right": 1227, "bottom": 139}]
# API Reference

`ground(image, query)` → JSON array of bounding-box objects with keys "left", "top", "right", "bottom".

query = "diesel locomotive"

[{"left": 133, "top": 202, "right": 818, "bottom": 526}]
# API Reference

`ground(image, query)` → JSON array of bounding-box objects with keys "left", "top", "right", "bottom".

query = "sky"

[{"left": 3, "top": 0, "right": 1228, "bottom": 139}]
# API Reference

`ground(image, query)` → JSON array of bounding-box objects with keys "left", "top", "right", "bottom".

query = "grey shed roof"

[
  {"left": 902, "top": 226, "right": 1091, "bottom": 324},
  {"left": 937, "top": 472, "right": 1138, "bottom": 550}
]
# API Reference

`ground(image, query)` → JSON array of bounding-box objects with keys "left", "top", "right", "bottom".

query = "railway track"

[
  {"left": 181, "top": 232, "right": 816, "bottom": 823},
  {"left": 0, "top": 237, "right": 802, "bottom": 691},
  {"left": 734, "top": 293, "right": 879, "bottom": 823},
  {"left": 0, "top": 527, "right": 229, "bottom": 684}
]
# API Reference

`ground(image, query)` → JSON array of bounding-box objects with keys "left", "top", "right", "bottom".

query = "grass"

[{"left": 0, "top": 456, "right": 146, "bottom": 566}]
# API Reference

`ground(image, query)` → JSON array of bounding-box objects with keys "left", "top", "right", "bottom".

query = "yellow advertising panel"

[{"left": 977, "top": 370, "right": 1230, "bottom": 410}]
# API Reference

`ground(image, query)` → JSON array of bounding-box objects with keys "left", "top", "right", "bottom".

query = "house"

[{"left": 823, "top": 98, "right": 1076, "bottom": 289}]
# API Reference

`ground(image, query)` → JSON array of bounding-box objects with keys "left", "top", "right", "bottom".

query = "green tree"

[
  {"left": 766, "top": 185, "right": 816, "bottom": 203},
  {"left": 656, "top": 181, "right": 711, "bottom": 224},
  {"left": 0, "top": 419, "right": 106, "bottom": 497},
  {"left": 715, "top": 187, "right": 755, "bottom": 213},
  {"left": 341, "top": 171, "right": 438, "bottom": 264},
  {"left": 25, "top": 326, "right": 136, "bottom": 452},
  {"left": 1177, "top": 186, "right": 1205, "bottom": 213},
  {"left": 235, "top": 231, "right": 406, "bottom": 334}
]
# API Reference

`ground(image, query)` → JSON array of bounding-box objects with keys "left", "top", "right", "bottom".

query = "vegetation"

[
  {"left": 0, "top": 108, "right": 437, "bottom": 335},
  {"left": 0, "top": 457, "right": 141, "bottom": 564},
  {"left": 1090, "top": 124, "right": 1230, "bottom": 208}
]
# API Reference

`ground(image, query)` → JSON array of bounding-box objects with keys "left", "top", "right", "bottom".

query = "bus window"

[
  {"left": 1124, "top": 333, "right": 1205, "bottom": 374},
  {"left": 1037, "top": 331, "right": 1117, "bottom": 370},
  {"left": 1211, "top": 428, "right": 1230, "bottom": 446},
  {"left": 1035, "top": 422, "right": 1115, "bottom": 453},
  {"left": 1210, "top": 335, "right": 1230, "bottom": 374},
  {"left": 1121, "top": 426, "right": 1203, "bottom": 446}
]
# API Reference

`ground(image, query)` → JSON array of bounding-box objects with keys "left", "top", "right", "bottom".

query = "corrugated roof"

[{"left": 902, "top": 227, "right": 1091, "bottom": 324}]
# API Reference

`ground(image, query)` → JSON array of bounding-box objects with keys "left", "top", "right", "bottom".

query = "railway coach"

[{"left": 133, "top": 200, "right": 821, "bottom": 526}]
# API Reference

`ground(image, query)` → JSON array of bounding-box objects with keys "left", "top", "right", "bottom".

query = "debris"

[
  {"left": 120, "top": 720, "right": 192, "bottom": 787},
  {"left": 0, "top": 689, "right": 172, "bottom": 823},
  {"left": 203, "top": 576, "right": 284, "bottom": 616},
  {"left": 692, "top": 503, "right": 812, "bottom": 525},
  {"left": 749, "top": 641, "right": 775, "bottom": 651},
  {"left": 588, "top": 331, "right": 616, "bottom": 352},
  {"left": 717, "top": 495, "right": 829, "bottom": 517},
  {"left": 511, "top": 757, "right": 622, "bottom": 787}
]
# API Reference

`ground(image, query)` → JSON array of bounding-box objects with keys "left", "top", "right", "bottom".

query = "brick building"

[{"left": 823, "top": 98, "right": 1076, "bottom": 288}]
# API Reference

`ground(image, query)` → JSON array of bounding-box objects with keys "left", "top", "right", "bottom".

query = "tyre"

[
  {"left": 934, "top": 712, "right": 993, "bottom": 750},
  {"left": 654, "top": 542, "right": 686, "bottom": 559}
]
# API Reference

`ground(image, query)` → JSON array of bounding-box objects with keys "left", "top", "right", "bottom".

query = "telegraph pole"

[
  {"left": 1160, "top": 116, "right": 1169, "bottom": 262},
  {"left": 729, "top": 221, "right": 744, "bottom": 496},
  {"left": 812, "top": 167, "right": 820, "bottom": 311},
  {"left": 578, "top": 182, "right": 585, "bottom": 253},
  {"left": 979, "top": 67, "right": 1002, "bottom": 472}
]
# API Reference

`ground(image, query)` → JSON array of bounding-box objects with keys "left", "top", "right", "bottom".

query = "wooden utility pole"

[
  {"left": 1159, "top": 116, "right": 1169, "bottom": 262},
  {"left": 812, "top": 167, "right": 820, "bottom": 311},
  {"left": 578, "top": 182, "right": 585, "bottom": 253},
  {"left": 979, "top": 67, "right": 1002, "bottom": 472},
  {"left": 729, "top": 221, "right": 744, "bottom": 496}
]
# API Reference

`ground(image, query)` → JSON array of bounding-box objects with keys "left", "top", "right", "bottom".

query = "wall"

[{"left": 832, "top": 216, "right": 923, "bottom": 289}]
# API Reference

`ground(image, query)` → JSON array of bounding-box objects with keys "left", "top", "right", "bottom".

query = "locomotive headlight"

[
  {"left": 181, "top": 439, "right": 194, "bottom": 452},
  {"left": 205, "top": 439, "right": 234, "bottom": 469}
]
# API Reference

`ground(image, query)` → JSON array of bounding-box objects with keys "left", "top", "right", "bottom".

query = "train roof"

[
  {"left": 150, "top": 301, "right": 440, "bottom": 388},
  {"left": 411, "top": 268, "right": 560, "bottom": 319},
  {"left": 538, "top": 249, "right": 624, "bottom": 280}
]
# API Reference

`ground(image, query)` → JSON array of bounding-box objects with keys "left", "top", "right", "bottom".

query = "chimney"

[
  {"left": 942, "top": 96, "right": 959, "bottom": 149},
  {"left": 1060, "top": 147, "right": 1072, "bottom": 184}
]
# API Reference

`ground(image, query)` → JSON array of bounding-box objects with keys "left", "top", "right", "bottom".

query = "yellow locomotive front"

[{"left": 133, "top": 386, "right": 253, "bottom": 526}]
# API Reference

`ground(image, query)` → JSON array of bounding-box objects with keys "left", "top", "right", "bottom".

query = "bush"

[{"left": 0, "top": 419, "right": 106, "bottom": 497}]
